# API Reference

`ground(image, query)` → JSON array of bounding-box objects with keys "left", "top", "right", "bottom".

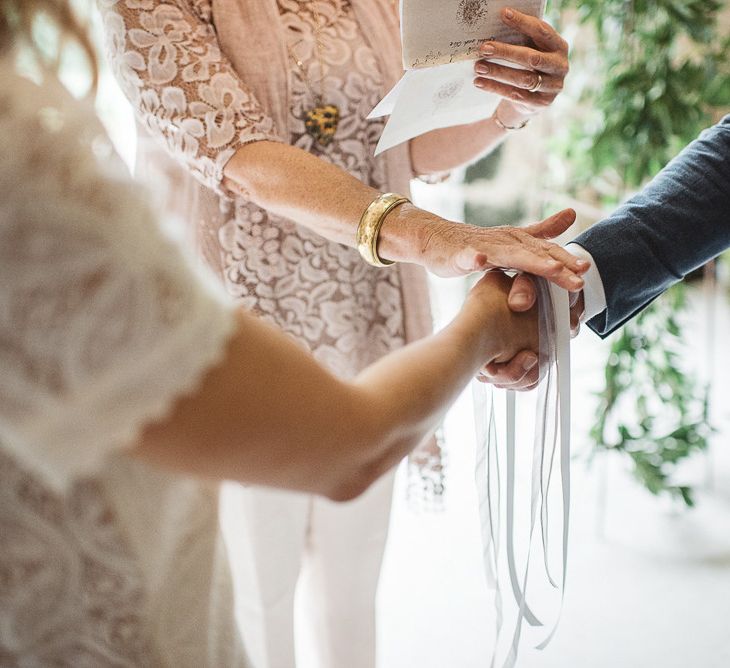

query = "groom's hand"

[{"left": 477, "top": 274, "right": 583, "bottom": 390}]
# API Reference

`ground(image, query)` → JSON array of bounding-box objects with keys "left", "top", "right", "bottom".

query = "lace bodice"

[
  {"left": 99, "top": 0, "right": 405, "bottom": 379},
  {"left": 0, "top": 58, "right": 246, "bottom": 665}
]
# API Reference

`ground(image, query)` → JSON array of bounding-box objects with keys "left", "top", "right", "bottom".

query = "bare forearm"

[
  {"left": 223, "top": 140, "right": 411, "bottom": 252},
  {"left": 348, "top": 308, "right": 500, "bottom": 482},
  {"left": 135, "top": 310, "right": 492, "bottom": 499},
  {"left": 410, "top": 115, "right": 508, "bottom": 175},
  {"left": 222, "top": 139, "right": 588, "bottom": 288},
  {"left": 134, "top": 275, "right": 533, "bottom": 500},
  {"left": 223, "top": 140, "right": 440, "bottom": 265}
]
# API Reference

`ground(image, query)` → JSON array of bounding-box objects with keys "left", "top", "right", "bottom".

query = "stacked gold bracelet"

[{"left": 356, "top": 192, "right": 410, "bottom": 267}]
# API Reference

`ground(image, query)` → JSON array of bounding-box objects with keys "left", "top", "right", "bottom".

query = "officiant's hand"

[
  {"left": 473, "top": 8, "right": 569, "bottom": 122},
  {"left": 476, "top": 274, "right": 584, "bottom": 390},
  {"left": 400, "top": 207, "right": 588, "bottom": 291}
]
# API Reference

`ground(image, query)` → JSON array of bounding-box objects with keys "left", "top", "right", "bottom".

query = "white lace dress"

[{"left": 0, "top": 57, "right": 249, "bottom": 667}]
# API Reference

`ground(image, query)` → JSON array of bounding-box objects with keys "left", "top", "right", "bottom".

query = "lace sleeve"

[
  {"left": 0, "top": 69, "right": 237, "bottom": 491},
  {"left": 97, "top": 0, "right": 281, "bottom": 195}
]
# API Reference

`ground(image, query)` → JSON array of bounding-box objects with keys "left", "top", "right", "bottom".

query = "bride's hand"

[
  {"left": 478, "top": 274, "right": 583, "bottom": 390},
  {"left": 463, "top": 271, "right": 539, "bottom": 366}
]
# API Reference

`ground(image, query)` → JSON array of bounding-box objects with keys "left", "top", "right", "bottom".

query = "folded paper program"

[
  {"left": 369, "top": 0, "right": 546, "bottom": 155},
  {"left": 473, "top": 279, "right": 570, "bottom": 668}
]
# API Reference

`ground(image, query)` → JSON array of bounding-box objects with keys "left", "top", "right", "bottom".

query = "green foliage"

[
  {"left": 557, "top": 0, "right": 730, "bottom": 192},
  {"left": 464, "top": 144, "right": 504, "bottom": 182},
  {"left": 463, "top": 146, "right": 520, "bottom": 227},
  {"left": 590, "top": 285, "right": 711, "bottom": 506},
  {"left": 464, "top": 200, "right": 525, "bottom": 228},
  {"left": 553, "top": 0, "right": 728, "bottom": 504}
]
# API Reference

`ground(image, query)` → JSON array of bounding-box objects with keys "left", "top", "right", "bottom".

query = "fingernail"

[
  {"left": 511, "top": 293, "right": 531, "bottom": 308},
  {"left": 474, "top": 78, "right": 486, "bottom": 88},
  {"left": 575, "top": 259, "right": 588, "bottom": 267},
  {"left": 475, "top": 61, "right": 489, "bottom": 75},
  {"left": 571, "top": 276, "right": 583, "bottom": 288},
  {"left": 481, "top": 43, "right": 495, "bottom": 55},
  {"left": 504, "top": 8, "right": 515, "bottom": 19},
  {"left": 523, "top": 354, "right": 538, "bottom": 371}
]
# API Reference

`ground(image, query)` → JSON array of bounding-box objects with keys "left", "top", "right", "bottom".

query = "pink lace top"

[{"left": 100, "top": 0, "right": 406, "bottom": 379}]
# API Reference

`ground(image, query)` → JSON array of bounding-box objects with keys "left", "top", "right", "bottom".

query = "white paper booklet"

[{"left": 370, "top": 0, "right": 546, "bottom": 155}]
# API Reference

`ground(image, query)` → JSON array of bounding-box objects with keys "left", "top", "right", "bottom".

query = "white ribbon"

[{"left": 473, "top": 279, "right": 571, "bottom": 667}]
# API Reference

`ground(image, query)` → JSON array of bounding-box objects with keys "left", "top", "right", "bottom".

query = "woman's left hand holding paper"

[{"left": 473, "top": 7, "right": 569, "bottom": 125}]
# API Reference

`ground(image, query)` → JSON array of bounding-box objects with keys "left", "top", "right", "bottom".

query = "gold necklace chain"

[
  {"left": 287, "top": 1, "right": 332, "bottom": 104},
  {"left": 286, "top": 1, "right": 341, "bottom": 146}
]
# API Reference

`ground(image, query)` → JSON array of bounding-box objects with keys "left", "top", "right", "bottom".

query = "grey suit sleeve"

[{"left": 572, "top": 114, "right": 730, "bottom": 338}]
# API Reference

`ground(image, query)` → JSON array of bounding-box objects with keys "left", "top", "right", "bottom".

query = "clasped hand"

[
  {"left": 465, "top": 271, "right": 540, "bottom": 370},
  {"left": 477, "top": 274, "right": 584, "bottom": 390}
]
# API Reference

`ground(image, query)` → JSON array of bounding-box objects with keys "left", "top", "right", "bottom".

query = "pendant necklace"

[{"left": 288, "top": 2, "right": 340, "bottom": 146}]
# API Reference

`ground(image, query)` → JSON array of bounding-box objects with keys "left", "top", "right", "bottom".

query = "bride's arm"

[{"left": 134, "top": 271, "right": 537, "bottom": 500}]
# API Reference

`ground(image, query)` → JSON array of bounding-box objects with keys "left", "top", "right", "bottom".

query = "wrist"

[
  {"left": 377, "top": 202, "right": 443, "bottom": 265},
  {"left": 457, "top": 277, "right": 512, "bottom": 364},
  {"left": 492, "top": 101, "right": 534, "bottom": 131},
  {"left": 449, "top": 306, "right": 499, "bottom": 369}
]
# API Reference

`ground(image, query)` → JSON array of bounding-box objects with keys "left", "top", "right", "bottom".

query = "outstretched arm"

[
  {"left": 224, "top": 140, "right": 587, "bottom": 287},
  {"left": 134, "top": 272, "right": 538, "bottom": 500}
]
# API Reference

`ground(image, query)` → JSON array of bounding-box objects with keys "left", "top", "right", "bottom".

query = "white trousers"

[{"left": 223, "top": 470, "right": 397, "bottom": 668}]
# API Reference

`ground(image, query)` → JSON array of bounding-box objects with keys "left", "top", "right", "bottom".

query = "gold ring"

[{"left": 528, "top": 72, "right": 543, "bottom": 93}]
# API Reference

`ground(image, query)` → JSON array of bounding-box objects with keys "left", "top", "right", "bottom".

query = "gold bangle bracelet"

[{"left": 356, "top": 192, "right": 410, "bottom": 267}]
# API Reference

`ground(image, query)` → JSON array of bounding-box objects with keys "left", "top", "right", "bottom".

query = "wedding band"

[{"left": 528, "top": 72, "right": 543, "bottom": 93}]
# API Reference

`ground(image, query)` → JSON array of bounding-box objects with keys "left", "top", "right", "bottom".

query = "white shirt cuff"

[{"left": 566, "top": 243, "right": 607, "bottom": 322}]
